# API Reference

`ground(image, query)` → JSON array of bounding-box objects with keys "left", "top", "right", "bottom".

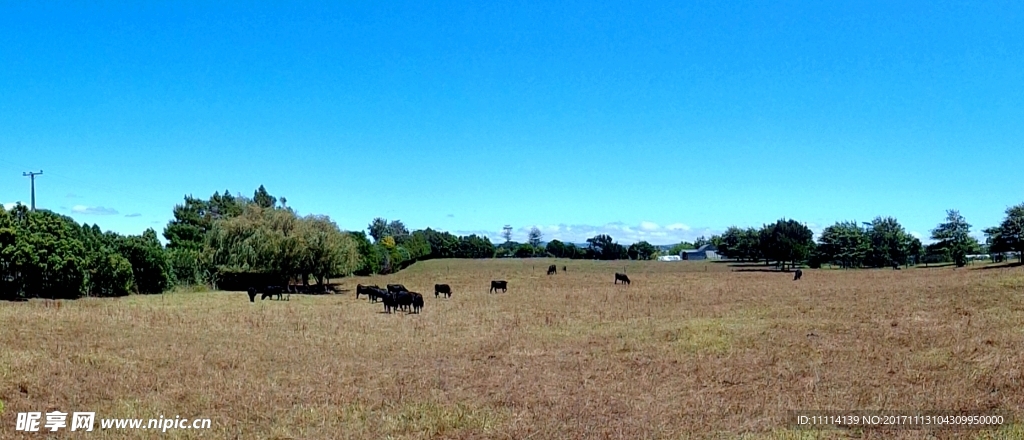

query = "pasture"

[{"left": 2, "top": 259, "right": 1024, "bottom": 439}]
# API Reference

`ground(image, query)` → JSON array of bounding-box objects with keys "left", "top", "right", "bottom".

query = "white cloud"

[
  {"left": 909, "top": 231, "right": 923, "bottom": 239},
  {"left": 3, "top": 202, "right": 19, "bottom": 210},
  {"left": 666, "top": 223, "right": 690, "bottom": 231},
  {"left": 640, "top": 221, "right": 659, "bottom": 231},
  {"left": 71, "top": 205, "right": 119, "bottom": 215},
  {"left": 125, "top": 213, "right": 142, "bottom": 218}
]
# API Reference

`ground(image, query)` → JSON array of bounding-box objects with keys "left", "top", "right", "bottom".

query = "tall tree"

[
  {"left": 253, "top": 185, "right": 277, "bottom": 209},
  {"left": 528, "top": 227, "right": 543, "bottom": 248},
  {"left": 817, "top": 221, "right": 870, "bottom": 268},
  {"left": 984, "top": 203, "right": 1024, "bottom": 262},
  {"left": 546, "top": 239, "right": 566, "bottom": 257},
  {"left": 931, "top": 209, "right": 972, "bottom": 267},
  {"left": 866, "top": 216, "right": 911, "bottom": 267},
  {"left": 368, "top": 217, "right": 389, "bottom": 242},
  {"left": 387, "top": 220, "right": 409, "bottom": 239},
  {"left": 296, "top": 215, "right": 361, "bottom": 287},
  {"left": 758, "top": 219, "right": 814, "bottom": 270},
  {"left": 627, "top": 241, "right": 657, "bottom": 260}
]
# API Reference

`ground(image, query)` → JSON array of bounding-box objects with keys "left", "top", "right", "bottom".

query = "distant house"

[
  {"left": 657, "top": 255, "right": 681, "bottom": 262},
  {"left": 680, "top": 244, "right": 721, "bottom": 261}
]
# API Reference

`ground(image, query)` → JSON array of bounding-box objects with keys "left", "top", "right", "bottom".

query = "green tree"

[
  {"left": 163, "top": 195, "right": 212, "bottom": 250},
  {"left": 90, "top": 254, "right": 135, "bottom": 297},
  {"left": 758, "top": 219, "right": 814, "bottom": 271},
  {"left": 514, "top": 244, "right": 536, "bottom": 258},
  {"left": 907, "top": 236, "right": 924, "bottom": 266},
  {"left": 117, "top": 229, "right": 171, "bottom": 294},
  {"left": 350, "top": 231, "right": 383, "bottom": 275},
  {"left": 586, "top": 234, "right": 626, "bottom": 260},
  {"left": 865, "top": 217, "right": 912, "bottom": 268},
  {"left": 368, "top": 217, "right": 389, "bottom": 243},
  {"left": 627, "top": 241, "right": 657, "bottom": 260},
  {"left": 931, "top": 209, "right": 972, "bottom": 267},
  {"left": 984, "top": 203, "right": 1024, "bottom": 262},
  {"left": 546, "top": 239, "right": 566, "bottom": 258},
  {"left": 387, "top": 220, "right": 409, "bottom": 240},
  {"left": 528, "top": 227, "right": 543, "bottom": 249},
  {"left": 817, "top": 221, "right": 870, "bottom": 268},
  {"left": 296, "top": 215, "right": 360, "bottom": 287},
  {"left": 206, "top": 204, "right": 301, "bottom": 286},
  {"left": 253, "top": 185, "right": 277, "bottom": 209}
]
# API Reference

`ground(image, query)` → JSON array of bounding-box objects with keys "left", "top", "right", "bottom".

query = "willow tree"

[
  {"left": 296, "top": 214, "right": 360, "bottom": 288},
  {"left": 206, "top": 204, "right": 301, "bottom": 285},
  {"left": 206, "top": 205, "right": 360, "bottom": 289}
]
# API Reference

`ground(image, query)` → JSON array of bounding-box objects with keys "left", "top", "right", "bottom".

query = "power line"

[{"left": 22, "top": 170, "right": 43, "bottom": 211}]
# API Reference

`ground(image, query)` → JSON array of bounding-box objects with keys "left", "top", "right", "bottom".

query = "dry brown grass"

[{"left": 2, "top": 259, "right": 1024, "bottom": 439}]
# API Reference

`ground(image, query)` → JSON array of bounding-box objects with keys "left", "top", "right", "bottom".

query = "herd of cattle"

[
  {"left": 247, "top": 263, "right": 805, "bottom": 312},
  {"left": 354, "top": 283, "right": 425, "bottom": 314}
]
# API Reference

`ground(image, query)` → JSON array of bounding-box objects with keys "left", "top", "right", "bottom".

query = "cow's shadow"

[
  {"left": 971, "top": 262, "right": 1023, "bottom": 270},
  {"left": 731, "top": 268, "right": 792, "bottom": 273}
]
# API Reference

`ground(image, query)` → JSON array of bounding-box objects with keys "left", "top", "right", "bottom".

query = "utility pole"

[{"left": 23, "top": 170, "right": 42, "bottom": 211}]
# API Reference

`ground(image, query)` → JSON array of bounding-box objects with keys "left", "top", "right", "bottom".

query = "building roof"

[{"left": 679, "top": 244, "right": 718, "bottom": 254}]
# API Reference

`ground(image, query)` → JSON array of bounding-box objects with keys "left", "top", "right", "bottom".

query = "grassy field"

[{"left": 2, "top": 259, "right": 1024, "bottom": 439}]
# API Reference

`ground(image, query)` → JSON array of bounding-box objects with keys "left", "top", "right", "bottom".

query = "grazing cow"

[
  {"left": 249, "top": 285, "right": 284, "bottom": 301},
  {"left": 434, "top": 284, "right": 452, "bottom": 298},
  {"left": 366, "top": 286, "right": 388, "bottom": 303},
  {"left": 563, "top": 265, "right": 567, "bottom": 273},
  {"left": 547, "top": 264, "right": 557, "bottom": 275},
  {"left": 793, "top": 269, "right": 803, "bottom": 281},
  {"left": 410, "top": 292, "right": 424, "bottom": 313},
  {"left": 387, "top": 284, "right": 408, "bottom": 294},
  {"left": 394, "top": 291, "right": 413, "bottom": 312},
  {"left": 892, "top": 262, "right": 902, "bottom": 270},
  {"left": 356, "top": 284, "right": 378, "bottom": 300},
  {"left": 614, "top": 273, "right": 630, "bottom": 285},
  {"left": 261, "top": 285, "right": 285, "bottom": 300},
  {"left": 489, "top": 280, "right": 508, "bottom": 293},
  {"left": 381, "top": 292, "right": 397, "bottom": 314}
]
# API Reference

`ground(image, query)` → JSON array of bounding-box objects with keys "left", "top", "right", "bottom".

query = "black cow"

[
  {"left": 793, "top": 269, "right": 803, "bottom": 281},
  {"left": 366, "top": 286, "right": 388, "bottom": 303},
  {"left": 381, "top": 292, "right": 397, "bottom": 314},
  {"left": 434, "top": 284, "right": 452, "bottom": 298},
  {"left": 356, "top": 284, "right": 379, "bottom": 300},
  {"left": 547, "top": 264, "right": 557, "bottom": 275},
  {"left": 562, "top": 265, "right": 567, "bottom": 272},
  {"left": 262, "top": 285, "right": 285, "bottom": 300},
  {"left": 394, "top": 291, "right": 413, "bottom": 312},
  {"left": 387, "top": 284, "right": 408, "bottom": 294},
  {"left": 892, "top": 262, "right": 902, "bottom": 270},
  {"left": 248, "top": 285, "right": 284, "bottom": 301},
  {"left": 614, "top": 273, "right": 630, "bottom": 285},
  {"left": 489, "top": 280, "right": 508, "bottom": 293},
  {"left": 410, "top": 292, "right": 424, "bottom": 313}
]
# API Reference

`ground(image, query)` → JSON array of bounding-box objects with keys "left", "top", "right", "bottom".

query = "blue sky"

[{"left": 1, "top": 1, "right": 1022, "bottom": 246}]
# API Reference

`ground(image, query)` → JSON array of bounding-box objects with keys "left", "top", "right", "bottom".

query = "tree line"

[
  {"left": 2, "top": 184, "right": 1021, "bottom": 300},
  {"left": 1, "top": 204, "right": 169, "bottom": 299}
]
